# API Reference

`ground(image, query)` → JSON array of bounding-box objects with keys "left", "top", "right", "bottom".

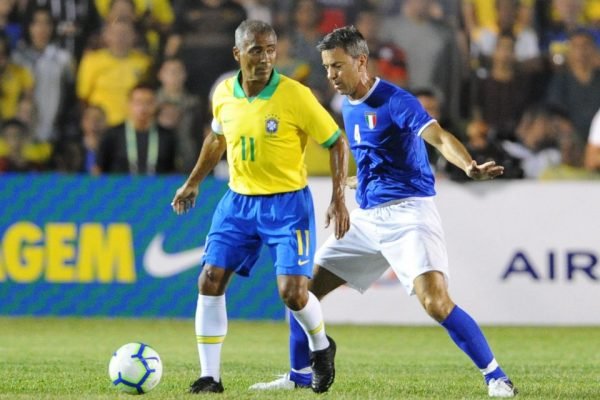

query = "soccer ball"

[{"left": 109, "top": 342, "right": 163, "bottom": 395}]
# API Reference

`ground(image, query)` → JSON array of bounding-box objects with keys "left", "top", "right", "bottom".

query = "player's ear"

[
  {"left": 359, "top": 53, "right": 368, "bottom": 70},
  {"left": 233, "top": 47, "right": 240, "bottom": 62}
]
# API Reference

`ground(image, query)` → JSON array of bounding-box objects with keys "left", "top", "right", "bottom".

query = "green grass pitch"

[{"left": 1, "top": 317, "right": 599, "bottom": 399}]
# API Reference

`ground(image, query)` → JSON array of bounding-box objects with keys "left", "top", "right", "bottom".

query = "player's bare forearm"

[
  {"left": 329, "top": 134, "right": 348, "bottom": 203},
  {"left": 422, "top": 122, "right": 472, "bottom": 172},
  {"left": 422, "top": 122, "right": 504, "bottom": 180},
  {"left": 185, "top": 133, "right": 227, "bottom": 187},
  {"left": 327, "top": 135, "right": 350, "bottom": 238},
  {"left": 172, "top": 133, "right": 227, "bottom": 215}
]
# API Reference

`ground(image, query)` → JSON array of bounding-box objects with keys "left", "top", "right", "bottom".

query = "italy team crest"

[
  {"left": 365, "top": 112, "right": 377, "bottom": 129},
  {"left": 265, "top": 115, "right": 279, "bottom": 135}
]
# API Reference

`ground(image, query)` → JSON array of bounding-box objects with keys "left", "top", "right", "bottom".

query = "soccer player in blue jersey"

[
  {"left": 171, "top": 20, "right": 350, "bottom": 394},
  {"left": 250, "top": 26, "right": 517, "bottom": 397}
]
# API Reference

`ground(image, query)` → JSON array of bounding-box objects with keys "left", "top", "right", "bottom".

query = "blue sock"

[
  {"left": 441, "top": 306, "right": 507, "bottom": 384},
  {"left": 289, "top": 310, "right": 312, "bottom": 386}
]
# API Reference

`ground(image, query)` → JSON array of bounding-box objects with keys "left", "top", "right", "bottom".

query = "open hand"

[{"left": 466, "top": 160, "right": 504, "bottom": 180}]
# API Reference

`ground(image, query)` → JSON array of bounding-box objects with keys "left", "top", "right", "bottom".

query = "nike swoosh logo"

[
  {"left": 298, "top": 259, "right": 310, "bottom": 266},
  {"left": 143, "top": 233, "right": 204, "bottom": 278}
]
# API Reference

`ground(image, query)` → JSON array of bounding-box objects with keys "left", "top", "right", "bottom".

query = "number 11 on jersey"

[{"left": 241, "top": 136, "right": 255, "bottom": 161}]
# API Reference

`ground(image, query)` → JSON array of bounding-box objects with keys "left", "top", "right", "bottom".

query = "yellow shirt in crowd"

[
  {"left": 0, "top": 64, "right": 34, "bottom": 120},
  {"left": 76, "top": 49, "right": 151, "bottom": 126},
  {"left": 94, "top": 0, "right": 174, "bottom": 25}
]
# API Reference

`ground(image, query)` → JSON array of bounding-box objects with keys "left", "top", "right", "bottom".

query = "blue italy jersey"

[{"left": 341, "top": 78, "right": 436, "bottom": 209}]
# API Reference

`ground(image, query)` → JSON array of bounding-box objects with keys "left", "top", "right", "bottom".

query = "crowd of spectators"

[{"left": 1, "top": 0, "right": 600, "bottom": 181}]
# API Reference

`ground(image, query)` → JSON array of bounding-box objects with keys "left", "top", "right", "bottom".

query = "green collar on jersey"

[{"left": 233, "top": 69, "right": 280, "bottom": 100}]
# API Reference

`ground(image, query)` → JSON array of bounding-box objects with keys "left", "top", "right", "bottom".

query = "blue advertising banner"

[{"left": 0, "top": 174, "right": 284, "bottom": 319}]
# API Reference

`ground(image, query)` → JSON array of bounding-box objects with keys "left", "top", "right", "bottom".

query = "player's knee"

[
  {"left": 279, "top": 284, "right": 308, "bottom": 311},
  {"left": 198, "top": 267, "right": 227, "bottom": 295},
  {"left": 421, "top": 295, "right": 453, "bottom": 322}
]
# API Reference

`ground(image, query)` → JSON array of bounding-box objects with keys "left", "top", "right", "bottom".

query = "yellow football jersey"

[{"left": 211, "top": 70, "right": 340, "bottom": 195}]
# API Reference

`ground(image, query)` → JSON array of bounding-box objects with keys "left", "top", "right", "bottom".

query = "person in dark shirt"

[{"left": 96, "top": 83, "right": 176, "bottom": 174}]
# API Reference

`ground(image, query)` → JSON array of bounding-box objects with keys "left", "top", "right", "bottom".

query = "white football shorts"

[{"left": 315, "top": 197, "right": 449, "bottom": 295}]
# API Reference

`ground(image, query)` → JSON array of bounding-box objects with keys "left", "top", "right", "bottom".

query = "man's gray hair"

[
  {"left": 316, "top": 25, "right": 369, "bottom": 58},
  {"left": 235, "top": 20, "right": 277, "bottom": 48}
]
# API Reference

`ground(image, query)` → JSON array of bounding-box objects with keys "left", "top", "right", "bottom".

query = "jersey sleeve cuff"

[
  {"left": 417, "top": 119, "right": 436, "bottom": 136},
  {"left": 211, "top": 118, "right": 224, "bottom": 135},
  {"left": 321, "top": 129, "right": 341, "bottom": 148}
]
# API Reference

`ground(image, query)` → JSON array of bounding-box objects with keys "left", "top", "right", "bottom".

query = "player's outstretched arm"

[
  {"left": 326, "top": 134, "right": 350, "bottom": 239},
  {"left": 421, "top": 122, "right": 504, "bottom": 180},
  {"left": 171, "top": 133, "right": 227, "bottom": 215}
]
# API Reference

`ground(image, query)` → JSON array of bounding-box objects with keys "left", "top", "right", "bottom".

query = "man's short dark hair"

[
  {"left": 1, "top": 118, "right": 28, "bottom": 134},
  {"left": 316, "top": 25, "right": 369, "bottom": 58},
  {"left": 568, "top": 28, "right": 596, "bottom": 43},
  {"left": 129, "top": 82, "right": 156, "bottom": 98},
  {"left": 235, "top": 20, "right": 277, "bottom": 48}
]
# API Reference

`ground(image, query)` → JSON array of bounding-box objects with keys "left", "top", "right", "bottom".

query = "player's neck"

[
  {"left": 242, "top": 80, "right": 268, "bottom": 98},
  {"left": 349, "top": 75, "right": 375, "bottom": 101}
]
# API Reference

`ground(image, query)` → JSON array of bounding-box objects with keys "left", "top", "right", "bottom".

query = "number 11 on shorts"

[{"left": 296, "top": 229, "right": 310, "bottom": 256}]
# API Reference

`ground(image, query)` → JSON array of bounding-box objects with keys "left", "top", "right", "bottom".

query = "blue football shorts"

[{"left": 202, "top": 187, "right": 316, "bottom": 277}]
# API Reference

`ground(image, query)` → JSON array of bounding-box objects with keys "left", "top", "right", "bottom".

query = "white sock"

[
  {"left": 290, "top": 292, "right": 329, "bottom": 351},
  {"left": 195, "top": 294, "right": 227, "bottom": 381}
]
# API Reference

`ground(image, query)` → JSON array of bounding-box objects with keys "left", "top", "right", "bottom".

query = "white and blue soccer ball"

[{"left": 109, "top": 342, "right": 163, "bottom": 395}]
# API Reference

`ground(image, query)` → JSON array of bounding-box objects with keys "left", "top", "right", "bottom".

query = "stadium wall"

[{"left": 1, "top": 175, "right": 598, "bottom": 325}]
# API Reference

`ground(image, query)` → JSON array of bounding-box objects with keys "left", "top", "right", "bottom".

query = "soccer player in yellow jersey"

[{"left": 171, "top": 20, "right": 350, "bottom": 394}]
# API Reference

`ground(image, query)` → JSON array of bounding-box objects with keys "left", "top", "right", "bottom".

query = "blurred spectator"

[
  {"left": 272, "top": 0, "right": 365, "bottom": 34},
  {"left": 12, "top": 7, "right": 75, "bottom": 143},
  {"left": 288, "top": 0, "right": 331, "bottom": 102},
  {"left": 380, "top": 0, "right": 462, "bottom": 124},
  {"left": 95, "top": 0, "right": 174, "bottom": 40},
  {"left": 236, "top": 0, "right": 272, "bottom": 23},
  {"left": 0, "top": 0, "right": 21, "bottom": 49},
  {"left": 26, "top": 0, "right": 101, "bottom": 62},
  {"left": 546, "top": 29, "right": 600, "bottom": 143},
  {"left": 443, "top": 118, "right": 523, "bottom": 181},
  {"left": 165, "top": 0, "right": 246, "bottom": 107},
  {"left": 470, "top": 0, "right": 542, "bottom": 73},
  {"left": 0, "top": 118, "right": 48, "bottom": 172},
  {"left": 541, "top": 111, "right": 597, "bottom": 179},
  {"left": 96, "top": 83, "right": 176, "bottom": 174},
  {"left": 584, "top": 106, "right": 600, "bottom": 169},
  {"left": 85, "top": 0, "right": 150, "bottom": 53},
  {"left": 0, "top": 33, "right": 34, "bottom": 121},
  {"left": 542, "top": 0, "right": 600, "bottom": 66},
  {"left": 355, "top": 5, "right": 408, "bottom": 88},
  {"left": 314, "top": 0, "right": 362, "bottom": 35},
  {"left": 462, "top": 0, "right": 499, "bottom": 40},
  {"left": 52, "top": 105, "right": 107, "bottom": 173},
  {"left": 502, "top": 104, "right": 566, "bottom": 178},
  {"left": 96, "top": 0, "right": 171, "bottom": 56},
  {"left": 76, "top": 18, "right": 152, "bottom": 127},
  {"left": 471, "top": 33, "right": 534, "bottom": 141},
  {"left": 275, "top": 30, "right": 310, "bottom": 83},
  {"left": 156, "top": 57, "right": 201, "bottom": 172},
  {"left": 413, "top": 87, "right": 459, "bottom": 172}
]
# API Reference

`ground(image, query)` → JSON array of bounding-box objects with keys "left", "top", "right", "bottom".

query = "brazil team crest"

[
  {"left": 365, "top": 112, "right": 377, "bottom": 129},
  {"left": 265, "top": 114, "right": 279, "bottom": 135}
]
